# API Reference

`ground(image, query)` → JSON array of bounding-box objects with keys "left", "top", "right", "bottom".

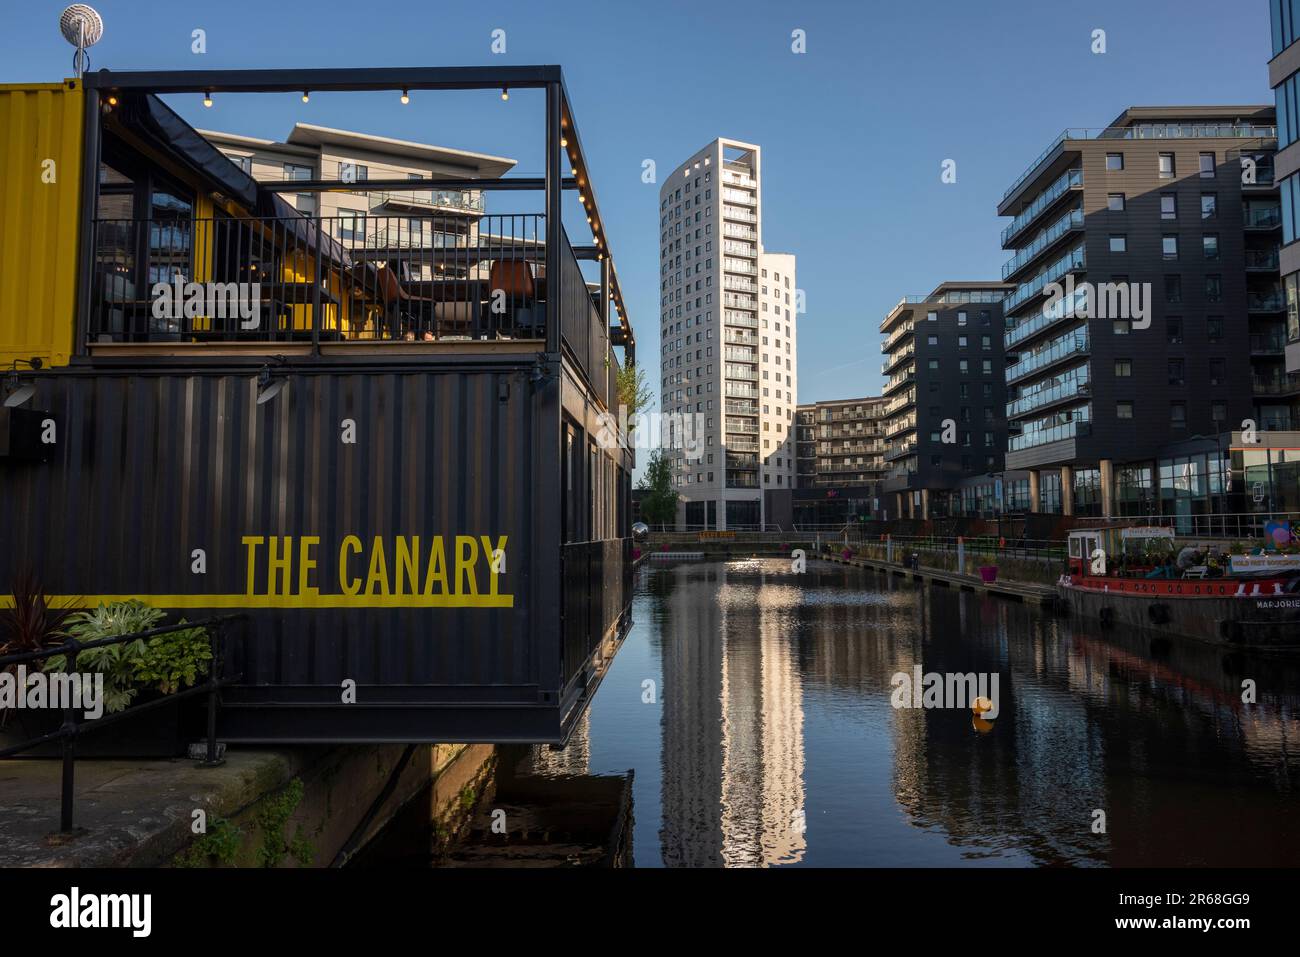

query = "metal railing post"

[{"left": 59, "top": 640, "right": 81, "bottom": 833}]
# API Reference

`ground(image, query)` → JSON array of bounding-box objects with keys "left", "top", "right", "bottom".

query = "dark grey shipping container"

[{"left": 0, "top": 357, "right": 634, "bottom": 743}]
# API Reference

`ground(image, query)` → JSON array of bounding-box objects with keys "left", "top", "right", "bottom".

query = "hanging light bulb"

[
  {"left": 501, "top": 87, "right": 509, "bottom": 101},
  {"left": 302, "top": 91, "right": 310, "bottom": 103},
  {"left": 203, "top": 91, "right": 213, "bottom": 108},
  {"left": 400, "top": 89, "right": 409, "bottom": 105},
  {"left": 560, "top": 137, "right": 568, "bottom": 148}
]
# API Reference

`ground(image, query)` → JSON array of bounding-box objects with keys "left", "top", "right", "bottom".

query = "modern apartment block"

[
  {"left": 202, "top": 123, "right": 515, "bottom": 253},
  {"left": 658, "top": 139, "right": 799, "bottom": 528},
  {"left": 878, "top": 283, "right": 1014, "bottom": 520},
  {"left": 1271, "top": 0, "right": 1300, "bottom": 375},
  {"left": 997, "top": 106, "right": 1284, "bottom": 516},
  {"left": 792, "top": 396, "right": 888, "bottom": 526}
]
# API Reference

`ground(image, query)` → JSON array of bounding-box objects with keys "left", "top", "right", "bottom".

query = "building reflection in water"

[
  {"left": 657, "top": 559, "right": 807, "bottom": 866},
  {"left": 630, "top": 557, "right": 1300, "bottom": 867}
]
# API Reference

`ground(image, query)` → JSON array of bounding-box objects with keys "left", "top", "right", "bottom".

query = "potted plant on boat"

[
  {"left": 0, "top": 572, "right": 76, "bottom": 749},
  {"left": 978, "top": 565, "right": 999, "bottom": 583}
]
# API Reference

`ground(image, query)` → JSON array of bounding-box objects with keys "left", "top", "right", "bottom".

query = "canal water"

[{"left": 539, "top": 558, "right": 1300, "bottom": 867}]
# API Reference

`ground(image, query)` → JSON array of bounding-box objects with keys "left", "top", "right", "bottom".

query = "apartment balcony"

[
  {"left": 1002, "top": 207, "right": 1083, "bottom": 281},
  {"left": 882, "top": 346, "right": 915, "bottom": 375},
  {"left": 1244, "top": 206, "right": 1282, "bottom": 230},
  {"left": 723, "top": 206, "right": 758, "bottom": 223},
  {"left": 725, "top": 311, "right": 758, "bottom": 328},
  {"left": 884, "top": 438, "right": 918, "bottom": 461},
  {"left": 724, "top": 277, "right": 758, "bottom": 292},
  {"left": 1008, "top": 417, "right": 1091, "bottom": 453},
  {"left": 723, "top": 224, "right": 757, "bottom": 241},
  {"left": 725, "top": 259, "right": 758, "bottom": 276},
  {"left": 722, "top": 187, "right": 757, "bottom": 206},
  {"left": 1254, "top": 373, "right": 1300, "bottom": 395},
  {"left": 1001, "top": 167, "right": 1083, "bottom": 248},
  {"left": 882, "top": 319, "right": 915, "bottom": 354},
  {"left": 722, "top": 170, "right": 757, "bottom": 189},
  {"left": 1250, "top": 332, "right": 1287, "bottom": 354},
  {"left": 883, "top": 390, "right": 915, "bottom": 417},
  {"left": 725, "top": 346, "right": 758, "bottom": 362},
  {"left": 1246, "top": 248, "right": 1280, "bottom": 272},
  {"left": 368, "top": 188, "right": 485, "bottom": 216},
  {"left": 1006, "top": 368, "right": 1091, "bottom": 418},
  {"left": 726, "top": 474, "right": 759, "bottom": 489},
  {"left": 725, "top": 364, "right": 758, "bottom": 381},
  {"left": 726, "top": 452, "right": 759, "bottom": 469},
  {"left": 723, "top": 293, "right": 758, "bottom": 310},
  {"left": 724, "top": 332, "right": 757, "bottom": 346},
  {"left": 1003, "top": 245, "right": 1085, "bottom": 316},
  {"left": 725, "top": 382, "right": 757, "bottom": 397},
  {"left": 724, "top": 241, "right": 758, "bottom": 258},
  {"left": 727, "top": 438, "right": 759, "bottom": 453},
  {"left": 1248, "top": 292, "right": 1284, "bottom": 313},
  {"left": 1006, "top": 331, "right": 1090, "bottom": 384},
  {"left": 726, "top": 400, "right": 758, "bottom": 416},
  {"left": 726, "top": 419, "right": 759, "bottom": 434},
  {"left": 884, "top": 416, "right": 917, "bottom": 439},
  {"left": 883, "top": 369, "right": 916, "bottom": 395}
]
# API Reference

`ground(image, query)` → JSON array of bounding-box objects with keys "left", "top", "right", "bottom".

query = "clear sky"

[{"left": 0, "top": 0, "right": 1277, "bottom": 409}]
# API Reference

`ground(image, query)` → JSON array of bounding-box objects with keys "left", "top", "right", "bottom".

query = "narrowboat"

[
  {"left": 1058, "top": 526, "right": 1300, "bottom": 646},
  {"left": 0, "top": 66, "right": 638, "bottom": 743}
]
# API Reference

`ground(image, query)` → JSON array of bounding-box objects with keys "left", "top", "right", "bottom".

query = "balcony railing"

[
  {"left": 1008, "top": 417, "right": 1090, "bottom": 452},
  {"left": 1002, "top": 207, "right": 1083, "bottom": 279},
  {"left": 1248, "top": 292, "right": 1285, "bottom": 312},
  {"left": 1244, "top": 207, "right": 1282, "bottom": 229},
  {"left": 723, "top": 206, "right": 757, "bottom": 223},
  {"left": 1250, "top": 332, "right": 1287, "bottom": 353},
  {"left": 1003, "top": 123, "right": 1277, "bottom": 201},
  {"left": 1003, "top": 245, "right": 1086, "bottom": 315},
  {"left": 1254, "top": 374, "right": 1300, "bottom": 395},
  {"left": 1006, "top": 368, "right": 1090, "bottom": 418},
  {"left": 368, "top": 189, "right": 485, "bottom": 215},
  {"left": 1006, "top": 330, "right": 1090, "bottom": 384},
  {"left": 1001, "top": 168, "right": 1083, "bottom": 246},
  {"left": 1246, "top": 248, "right": 1281, "bottom": 270}
]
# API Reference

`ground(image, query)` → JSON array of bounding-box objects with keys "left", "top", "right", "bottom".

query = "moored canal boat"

[{"left": 1058, "top": 526, "right": 1300, "bottom": 646}]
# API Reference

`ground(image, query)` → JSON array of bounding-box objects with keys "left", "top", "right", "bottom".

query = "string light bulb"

[
  {"left": 501, "top": 87, "right": 509, "bottom": 101},
  {"left": 302, "top": 91, "right": 310, "bottom": 103},
  {"left": 203, "top": 91, "right": 213, "bottom": 108},
  {"left": 400, "top": 89, "right": 409, "bottom": 105}
]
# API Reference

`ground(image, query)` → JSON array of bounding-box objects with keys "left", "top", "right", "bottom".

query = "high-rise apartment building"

[
  {"left": 1271, "top": 0, "right": 1300, "bottom": 375},
  {"left": 997, "top": 106, "right": 1284, "bottom": 515},
  {"left": 878, "top": 282, "right": 1014, "bottom": 520},
  {"left": 658, "top": 139, "right": 798, "bottom": 529}
]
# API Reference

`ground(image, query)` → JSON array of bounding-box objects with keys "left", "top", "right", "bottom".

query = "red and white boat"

[{"left": 1058, "top": 526, "right": 1300, "bottom": 646}]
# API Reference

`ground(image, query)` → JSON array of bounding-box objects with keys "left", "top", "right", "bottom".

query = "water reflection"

[{"left": 572, "top": 559, "right": 1300, "bottom": 867}]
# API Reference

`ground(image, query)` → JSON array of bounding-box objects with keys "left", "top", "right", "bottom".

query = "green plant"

[
  {"left": 1, "top": 572, "right": 77, "bottom": 726},
  {"left": 637, "top": 449, "right": 678, "bottom": 526},
  {"left": 175, "top": 815, "right": 244, "bottom": 868},
  {"left": 43, "top": 601, "right": 210, "bottom": 714},
  {"left": 615, "top": 362, "right": 653, "bottom": 434},
  {"left": 256, "top": 778, "right": 314, "bottom": 868}
]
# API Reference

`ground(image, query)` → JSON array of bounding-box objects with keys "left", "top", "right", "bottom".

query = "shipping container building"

[{"left": 0, "top": 67, "right": 638, "bottom": 743}]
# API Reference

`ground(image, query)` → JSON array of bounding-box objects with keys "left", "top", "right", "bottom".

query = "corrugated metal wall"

[
  {"left": 0, "top": 82, "right": 83, "bottom": 369},
  {"left": 0, "top": 366, "right": 556, "bottom": 717}
]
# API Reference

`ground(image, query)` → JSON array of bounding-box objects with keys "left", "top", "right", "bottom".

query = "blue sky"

[{"left": 0, "top": 0, "right": 1277, "bottom": 407}]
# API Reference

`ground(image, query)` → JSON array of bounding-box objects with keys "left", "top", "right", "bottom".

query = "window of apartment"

[
  {"left": 231, "top": 155, "right": 253, "bottom": 174},
  {"left": 1208, "top": 316, "right": 1223, "bottom": 342},
  {"left": 1160, "top": 194, "right": 1177, "bottom": 219},
  {"left": 959, "top": 359, "right": 969, "bottom": 373},
  {"left": 1170, "top": 402, "right": 1187, "bottom": 427},
  {"left": 928, "top": 359, "right": 939, "bottom": 370},
  {"left": 1109, "top": 234, "right": 1127, "bottom": 252},
  {"left": 1168, "top": 358, "right": 1185, "bottom": 387},
  {"left": 958, "top": 335, "right": 968, "bottom": 348},
  {"left": 340, "top": 211, "right": 366, "bottom": 241},
  {"left": 1117, "top": 401, "right": 1134, "bottom": 419},
  {"left": 1106, "top": 153, "right": 1124, "bottom": 171},
  {"left": 1115, "top": 358, "right": 1132, "bottom": 377},
  {"left": 1158, "top": 153, "right": 1175, "bottom": 179},
  {"left": 1201, "top": 193, "right": 1217, "bottom": 219},
  {"left": 1199, "top": 152, "right": 1216, "bottom": 177},
  {"left": 1165, "top": 275, "right": 1182, "bottom": 302},
  {"left": 1212, "top": 401, "right": 1227, "bottom": 422},
  {"left": 1167, "top": 318, "right": 1183, "bottom": 344},
  {"left": 927, "top": 334, "right": 938, "bottom": 345},
  {"left": 982, "top": 359, "right": 992, "bottom": 374},
  {"left": 981, "top": 335, "right": 991, "bottom": 350},
  {"left": 1162, "top": 235, "right": 1179, "bottom": 260},
  {"left": 927, "top": 311, "right": 938, "bottom": 321},
  {"left": 957, "top": 311, "right": 968, "bottom": 325},
  {"left": 1113, "top": 319, "right": 1131, "bottom": 335},
  {"left": 1209, "top": 358, "right": 1226, "bottom": 385},
  {"left": 959, "top": 383, "right": 970, "bottom": 399},
  {"left": 1205, "top": 274, "right": 1222, "bottom": 301},
  {"left": 284, "top": 163, "right": 315, "bottom": 214},
  {"left": 1203, "top": 235, "right": 1220, "bottom": 261},
  {"left": 1107, "top": 193, "right": 1125, "bottom": 211}
]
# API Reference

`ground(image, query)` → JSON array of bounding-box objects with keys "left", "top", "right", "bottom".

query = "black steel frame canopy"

[{"left": 79, "top": 65, "right": 635, "bottom": 354}]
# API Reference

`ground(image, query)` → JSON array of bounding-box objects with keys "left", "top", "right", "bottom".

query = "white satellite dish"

[{"left": 59, "top": 4, "right": 104, "bottom": 77}]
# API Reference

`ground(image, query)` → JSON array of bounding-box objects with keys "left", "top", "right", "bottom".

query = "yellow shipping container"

[{"left": 0, "top": 80, "right": 84, "bottom": 369}]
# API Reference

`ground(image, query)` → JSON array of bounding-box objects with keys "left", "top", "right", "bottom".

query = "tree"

[
  {"left": 615, "top": 362, "right": 654, "bottom": 438},
  {"left": 638, "top": 449, "right": 678, "bottom": 527}
]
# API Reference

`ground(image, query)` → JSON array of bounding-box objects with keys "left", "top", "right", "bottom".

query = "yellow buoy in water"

[
  {"left": 972, "top": 696, "right": 994, "bottom": 715},
  {"left": 972, "top": 716, "right": 994, "bottom": 734}
]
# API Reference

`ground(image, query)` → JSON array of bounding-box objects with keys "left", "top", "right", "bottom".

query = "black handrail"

[{"left": 0, "top": 613, "right": 246, "bottom": 832}]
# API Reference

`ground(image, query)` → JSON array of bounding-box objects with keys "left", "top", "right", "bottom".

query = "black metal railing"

[
  {"left": 89, "top": 213, "right": 547, "bottom": 344},
  {"left": 559, "top": 227, "right": 611, "bottom": 404},
  {"left": 0, "top": 614, "right": 245, "bottom": 832}
]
